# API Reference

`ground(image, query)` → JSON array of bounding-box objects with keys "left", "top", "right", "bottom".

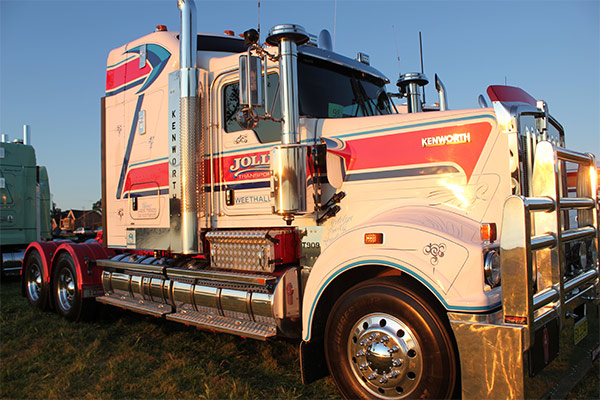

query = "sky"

[{"left": 1, "top": 0, "right": 598, "bottom": 210}]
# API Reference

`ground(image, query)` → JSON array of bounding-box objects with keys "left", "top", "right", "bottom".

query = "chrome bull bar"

[{"left": 500, "top": 140, "right": 599, "bottom": 351}]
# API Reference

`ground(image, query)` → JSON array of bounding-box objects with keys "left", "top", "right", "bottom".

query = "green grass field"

[{"left": 1, "top": 277, "right": 598, "bottom": 399}]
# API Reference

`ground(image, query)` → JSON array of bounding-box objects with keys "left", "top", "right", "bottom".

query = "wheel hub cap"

[
  {"left": 348, "top": 313, "right": 423, "bottom": 398},
  {"left": 27, "top": 264, "right": 42, "bottom": 302},
  {"left": 57, "top": 268, "right": 75, "bottom": 311}
]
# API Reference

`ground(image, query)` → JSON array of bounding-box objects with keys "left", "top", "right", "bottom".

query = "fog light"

[
  {"left": 578, "top": 242, "right": 587, "bottom": 269},
  {"left": 484, "top": 250, "right": 501, "bottom": 287}
]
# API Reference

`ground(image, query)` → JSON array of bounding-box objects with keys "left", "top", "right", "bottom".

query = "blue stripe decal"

[
  {"left": 212, "top": 114, "right": 495, "bottom": 157},
  {"left": 105, "top": 78, "right": 145, "bottom": 97},
  {"left": 129, "top": 157, "right": 169, "bottom": 168},
  {"left": 304, "top": 259, "right": 501, "bottom": 340},
  {"left": 345, "top": 165, "right": 460, "bottom": 182},
  {"left": 203, "top": 181, "right": 270, "bottom": 192},
  {"left": 106, "top": 54, "right": 136, "bottom": 69},
  {"left": 116, "top": 94, "right": 145, "bottom": 199},
  {"left": 332, "top": 114, "right": 496, "bottom": 141},
  {"left": 123, "top": 188, "right": 169, "bottom": 198}
]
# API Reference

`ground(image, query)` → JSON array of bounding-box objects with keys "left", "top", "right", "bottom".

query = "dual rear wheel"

[{"left": 24, "top": 250, "right": 93, "bottom": 321}]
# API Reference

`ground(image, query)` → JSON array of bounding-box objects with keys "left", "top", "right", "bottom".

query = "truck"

[
  {"left": 1, "top": 126, "right": 52, "bottom": 276},
  {"left": 22, "top": 1, "right": 599, "bottom": 398}
]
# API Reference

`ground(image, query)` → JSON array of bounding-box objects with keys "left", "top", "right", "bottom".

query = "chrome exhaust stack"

[
  {"left": 177, "top": 0, "right": 199, "bottom": 253},
  {"left": 266, "top": 25, "right": 309, "bottom": 224},
  {"left": 435, "top": 74, "right": 448, "bottom": 111}
]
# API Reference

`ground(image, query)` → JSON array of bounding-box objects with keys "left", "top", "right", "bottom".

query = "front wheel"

[{"left": 325, "top": 278, "right": 458, "bottom": 399}]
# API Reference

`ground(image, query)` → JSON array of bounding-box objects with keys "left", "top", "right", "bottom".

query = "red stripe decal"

[
  {"left": 338, "top": 121, "right": 492, "bottom": 181},
  {"left": 124, "top": 163, "right": 168, "bottom": 193},
  {"left": 106, "top": 58, "right": 151, "bottom": 92}
]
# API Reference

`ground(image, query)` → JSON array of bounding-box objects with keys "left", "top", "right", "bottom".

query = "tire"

[
  {"left": 52, "top": 253, "right": 95, "bottom": 321},
  {"left": 24, "top": 250, "right": 49, "bottom": 310},
  {"left": 325, "top": 278, "right": 458, "bottom": 399}
]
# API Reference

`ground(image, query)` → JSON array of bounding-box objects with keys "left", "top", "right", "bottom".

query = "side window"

[{"left": 223, "top": 73, "right": 282, "bottom": 144}]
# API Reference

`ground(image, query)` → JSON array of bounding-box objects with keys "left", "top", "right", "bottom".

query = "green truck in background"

[{"left": 0, "top": 126, "right": 51, "bottom": 276}]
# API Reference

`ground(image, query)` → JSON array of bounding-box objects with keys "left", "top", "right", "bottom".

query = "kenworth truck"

[
  {"left": 22, "top": 1, "right": 599, "bottom": 398},
  {"left": 1, "top": 126, "right": 51, "bottom": 276}
]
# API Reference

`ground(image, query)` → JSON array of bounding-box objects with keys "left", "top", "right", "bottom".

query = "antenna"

[
  {"left": 333, "top": 0, "right": 337, "bottom": 51},
  {"left": 392, "top": 25, "right": 401, "bottom": 71},
  {"left": 257, "top": 1, "right": 261, "bottom": 42},
  {"left": 419, "top": 32, "right": 426, "bottom": 104}
]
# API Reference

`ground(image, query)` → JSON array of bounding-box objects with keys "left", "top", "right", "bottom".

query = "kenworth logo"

[{"left": 421, "top": 132, "right": 471, "bottom": 147}]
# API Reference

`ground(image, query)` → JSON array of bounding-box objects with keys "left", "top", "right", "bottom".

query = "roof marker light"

[
  {"left": 224, "top": 30, "right": 235, "bottom": 36},
  {"left": 155, "top": 25, "right": 167, "bottom": 32}
]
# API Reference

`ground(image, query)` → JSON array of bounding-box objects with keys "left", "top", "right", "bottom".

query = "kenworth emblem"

[{"left": 421, "top": 132, "right": 471, "bottom": 147}]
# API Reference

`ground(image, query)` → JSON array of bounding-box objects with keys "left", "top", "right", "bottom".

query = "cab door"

[{"left": 212, "top": 71, "right": 283, "bottom": 221}]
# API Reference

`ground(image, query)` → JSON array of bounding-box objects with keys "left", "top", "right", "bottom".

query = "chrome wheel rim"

[
  {"left": 348, "top": 313, "right": 423, "bottom": 399},
  {"left": 26, "top": 263, "right": 43, "bottom": 302},
  {"left": 57, "top": 267, "right": 75, "bottom": 311}
]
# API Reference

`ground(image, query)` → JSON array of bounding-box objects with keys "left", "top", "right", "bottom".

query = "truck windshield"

[{"left": 297, "top": 55, "right": 392, "bottom": 118}]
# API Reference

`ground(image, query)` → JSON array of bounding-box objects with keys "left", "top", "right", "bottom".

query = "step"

[
  {"left": 96, "top": 294, "right": 172, "bottom": 317},
  {"left": 166, "top": 310, "right": 277, "bottom": 340}
]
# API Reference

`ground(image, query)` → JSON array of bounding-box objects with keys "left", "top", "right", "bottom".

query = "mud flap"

[{"left": 299, "top": 339, "right": 329, "bottom": 384}]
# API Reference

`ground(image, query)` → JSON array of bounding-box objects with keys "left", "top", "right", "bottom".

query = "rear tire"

[
  {"left": 52, "top": 253, "right": 95, "bottom": 321},
  {"left": 24, "top": 250, "right": 49, "bottom": 310},
  {"left": 325, "top": 278, "right": 458, "bottom": 399}
]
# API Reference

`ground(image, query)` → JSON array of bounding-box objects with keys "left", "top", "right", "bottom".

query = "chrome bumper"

[{"left": 449, "top": 291, "right": 599, "bottom": 399}]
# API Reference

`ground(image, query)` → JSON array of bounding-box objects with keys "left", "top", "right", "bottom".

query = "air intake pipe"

[
  {"left": 397, "top": 72, "right": 428, "bottom": 113},
  {"left": 177, "top": 0, "right": 199, "bottom": 253}
]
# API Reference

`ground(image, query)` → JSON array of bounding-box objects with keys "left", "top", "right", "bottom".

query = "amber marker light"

[
  {"left": 480, "top": 223, "right": 497, "bottom": 242},
  {"left": 364, "top": 233, "right": 384, "bottom": 244}
]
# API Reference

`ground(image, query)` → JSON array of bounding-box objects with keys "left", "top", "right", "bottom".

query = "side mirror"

[
  {"left": 236, "top": 108, "right": 259, "bottom": 130},
  {"left": 239, "top": 53, "right": 264, "bottom": 108}
]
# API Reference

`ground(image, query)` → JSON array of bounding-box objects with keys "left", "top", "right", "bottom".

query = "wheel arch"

[
  {"left": 49, "top": 242, "right": 112, "bottom": 291},
  {"left": 299, "top": 261, "right": 454, "bottom": 385},
  {"left": 303, "top": 259, "right": 454, "bottom": 342}
]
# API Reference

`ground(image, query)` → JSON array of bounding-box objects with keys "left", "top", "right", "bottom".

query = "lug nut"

[{"left": 388, "top": 346, "right": 399, "bottom": 354}]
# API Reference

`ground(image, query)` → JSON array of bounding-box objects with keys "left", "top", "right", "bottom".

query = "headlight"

[{"left": 484, "top": 250, "right": 501, "bottom": 288}]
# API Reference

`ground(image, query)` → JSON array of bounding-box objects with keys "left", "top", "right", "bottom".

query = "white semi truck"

[{"left": 23, "top": 1, "right": 599, "bottom": 398}]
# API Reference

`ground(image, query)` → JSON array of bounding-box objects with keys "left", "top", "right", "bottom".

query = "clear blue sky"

[{"left": 1, "top": 0, "right": 598, "bottom": 210}]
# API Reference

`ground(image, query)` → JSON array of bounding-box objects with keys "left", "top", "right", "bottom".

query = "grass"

[
  {"left": 1, "top": 277, "right": 598, "bottom": 399},
  {"left": 0, "top": 278, "right": 339, "bottom": 399}
]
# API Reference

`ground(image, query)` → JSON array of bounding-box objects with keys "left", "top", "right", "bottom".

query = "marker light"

[
  {"left": 480, "top": 223, "right": 497, "bottom": 242},
  {"left": 155, "top": 25, "right": 167, "bottom": 32},
  {"left": 224, "top": 30, "right": 235, "bottom": 36},
  {"left": 364, "top": 233, "right": 384, "bottom": 245}
]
